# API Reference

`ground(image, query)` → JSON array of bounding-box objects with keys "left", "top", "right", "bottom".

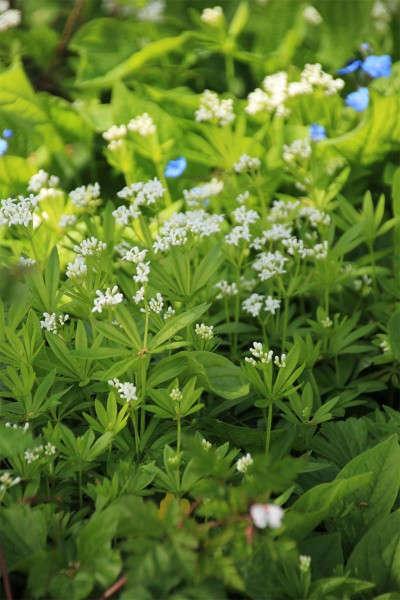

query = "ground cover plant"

[{"left": 1, "top": 0, "right": 400, "bottom": 598}]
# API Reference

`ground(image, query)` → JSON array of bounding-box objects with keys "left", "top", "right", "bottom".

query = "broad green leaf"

[
  {"left": 285, "top": 474, "right": 371, "bottom": 540},
  {"left": 44, "top": 246, "right": 60, "bottom": 312},
  {"left": 148, "top": 303, "right": 210, "bottom": 352},
  {"left": 333, "top": 435, "right": 400, "bottom": 549},
  {"left": 0, "top": 156, "right": 36, "bottom": 197},
  {"left": 0, "top": 505, "right": 47, "bottom": 572},
  {"left": 183, "top": 351, "right": 249, "bottom": 400},
  {"left": 0, "top": 424, "right": 34, "bottom": 458},
  {"left": 347, "top": 511, "right": 400, "bottom": 595},
  {"left": 388, "top": 310, "right": 400, "bottom": 360}
]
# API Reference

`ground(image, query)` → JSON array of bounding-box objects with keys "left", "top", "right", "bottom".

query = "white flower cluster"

[
  {"left": 0, "top": 0, "right": 20, "bottom": 31},
  {"left": 242, "top": 294, "right": 281, "bottom": 318},
  {"left": 195, "top": 90, "right": 235, "bottom": 126},
  {"left": 24, "top": 443, "right": 56, "bottom": 464},
  {"left": 108, "top": 378, "right": 138, "bottom": 403},
  {"left": 233, "top": 154, "right": 261, "bottom": 173},
  {"left": 5, "top": 421, "right": 29, "bottom": 432},
  {"left": 250, "top": 503, "right": 284, "bottom": 529},
  {"left": 268, "top": 199, "right": 300, "bottom": 223},
  {"left": 149, "top": 292, "right": 164, "bottom": 314},
  {"left": 236, "top": 452, "right": 253, "bottom": 473},
  {"left": 299, "top": 555, "right": 312, "bottom": 572},
  {"left": 19, "top": 256, "right": 36, "bottom": 268},
  {"left": 0, "top": 472, "right": 21, "bottom": 492},
  {"left": 252, "top": 250, "right": 288, "bottom": 281},
  {"left": 69, "top": 183, "right": 101, "bottom": 210},
  {"left": 201, "top": 438, "right": 212, "bottom": 450},
  {"left": 0, "top": 195, "right": 38, "bottom": 228},
  {"left": 153, "top": 210, "right": 224, "bottom": 253},
  {"left": 66, "top": 256, "right": 87, "bottom": 280},
  {"left": 113, "top": 178, "right": 165, "bottom": 225},
  {"left": 225, "top": 206, "right": 260, "bottom": 246},
  {"left": 214, "top": 279, "right": 238, "bottom": 299},
  {"left": 298, "top": 206, "right": 331, "bottom": 228},
  {"left": 170, "top": 387, "right": 183, "bottom": 402},
  {"left": 236, "top": 191, "right": 250, "bottom": 204},
  {"left": 28, "top": 170, "right": 60, "bottom": 198},
  {"left": 245, "top": 342, "right": 286, "bottom": 368},
  {"left": 283, "top": 139, "right": 312, "bottom": 163},
  {"left": 58, "top": 214, "right": 77, "bottom": 228},
  {"left": 164, "top": 306, "right": 176, "bottom": 320},
  {"left": 195, "top": 323, "right": 214, "bottom": 340},
  {"left": 128, "top": 113, "right": 156, "bottom": 137},
  {"left": 201, "top": 6, "right": 223, "bottom": 26},
  {"left": 282, "top": 237, "right": 328, "bottom": 260},
  {"left": 251, "top": 224, "right": 293, "bottom": 249},
  {"left": 291, "top": 63, "right": 344, "bottom": 97},
  {"left": 353, "top": 274, "right": 373, "bottom": 296},
  {"left": 92, "top": 286, "right": 124, "bottom": 313},
  {"left": 74, "top": 236, "right": 107, "bottom": 257},
  {"left": 183, "top": 178, "right": 224, "bottom": 208},
  {"left": 136, "top": 0, "right": 165, "bottom": 22},
  {"left": 122, "top": 245, "right": 151, "bottom": 285},
  {"left": 303, "top": 5, "right": 322, "bottom": 25},
  {"left": 102, "top": 124, "right": 127, "bottom": 151},
  {"left": 40, "top": 312, "right": 69, "bottom": 334}
]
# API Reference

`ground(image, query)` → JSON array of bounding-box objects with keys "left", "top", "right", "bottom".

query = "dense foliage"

[{"left": 1, "top": 1, "right": 400, "bottom": 598}]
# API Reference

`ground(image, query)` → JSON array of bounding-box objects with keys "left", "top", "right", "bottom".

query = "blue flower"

[
  {"left": 362, "top": 55, "right": 391, "bottom": 78},
  {"left": 164, "top": 157, "right": 187, "bottom": 178},
  {"left": 345, "top": 87, "right": 369, "bottom": 112},
  {"left": 360, "top": 43, "right": 371, "bottom": 53},
  {"left": 2, "top": 129, "right": 13, "bottom": 139},
  {"left": 309, "top": 123, "right": 327, "bottom": 142},
  {"left": 337, "top": 60, "right": 362, "bottom": 75},
  {"left": 0, "top": 138, "right": 8, "bottom": 157}
]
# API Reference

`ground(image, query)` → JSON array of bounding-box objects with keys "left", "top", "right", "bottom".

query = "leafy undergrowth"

[{"left": 0, "top": 1, "right": 400, "bottom": 599}]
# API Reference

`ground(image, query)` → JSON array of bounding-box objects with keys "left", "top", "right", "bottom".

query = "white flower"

[
  {"left": 233, "top": 206, "right": 260, "bottom": 226},
  {"left": 149, "top": 293, "right": 164, "bottom": 314},
  {"left": 233, "top": 154, "right": 261, "bottom": 173},
  {"left": 102, "top": 124, "right": 127, "bottom": 142},
  {"left": 28, "top": 170, "right": 50, "bottom": 193},
  {"left": 24, "top": 443, "right": 55, "bottom": 464},
  {"left": 69, "top": 183, "right": 101, "bottom": 209},
  {"left": 236, "top": 453, "right": 253, "bottom": 473},
  {"left": 252, "top": 250, "right": 288, "bottom": 281},
  {"left": 236, "top": 191, "right": 250, "bottom": 204},
  {"left": 170, "top": 388, "right": 183, "bottom": 401},
  {"left": 0, "top": 472, "right": 21, "bottom": 492},
  {"left": 117, "top": 178, "right": 165, "bottom": 212},
  {"left": 74, "top": 236, "right": 107, "bottom": 257},
  {"left": 154, "top": 210, "right": 224, "bottom": 252},
  {"left": 127, "top": 113, "right": 156, "bottom": 137},
  {"left": 250, "top": 503, "right": 284, "bottom": 529},
  {"left": 133, "top": 286, "right": 145, "bottom": 304},
  {"left": 92, "top": 286, "right": 124, "bottom": 313},
  {"left": 40, "top": 312, "right": 69, "bottom": 334},
  {"left": 312, "top": 241, "right": 328, "bottom": 260},
  {"left": 18, "top": 256, "right": 36, "bottom": 268},
  {"left": 201, "top": 438, "right": 212, "bottom": 450},
  {"left": 183, "top": 178, "right": 224, "bottom": 208},
  {"left": 321, "top": 317, "right": 333, "bottom": 328},
  {"left": 380, "top": 340, "right": 391, "bottom": 354},
  {"left": 195, "top": 90, "right": 235, "bottom": 127},
  {"left": 299, "top": 555, "right": 312, "bottom": 572},
  {"left": 0, "top": 5, "right": 20, "bottom": 31},
  {"left": 264, "top": 296, "right": 281, "bottom": 315},
  {"left": 201, "top": 6, "right": 223, "bottom": 26},
  {"left": 274, "top": 354, "right": 286, "bottom": 368},
  {"left": 195, "top": 323, "right": 214, "bottom": 340},
  {"left": 123, "top": 246, "right": 148, "bottom": 264},
  {"left": 0, "top": 196, "right": 37, "bottom": 228},
  {"left": 303, "top": 5, "right": 322, "bottom": 25},
  {"left": 289, "top": 63, "right": 344, "bottom": 97},
  {"left": 137, "top": 0, "right": 165, "bottom": 21},
  {"left": 298, "top": 206, "right": 331, "bottom": 228},
  {"left": 163, "top": 306, "right": 176, "bottom": 320},
  {"left": 242, "top": 294, "right": 265, "bottom": 318},
  {"left": 225, "top": 225, "right": 251, "bottom": 246},
  {"left": 283, "top": 139, "right": 312, "bottom": 163},
  {"left": 246, "top": 72, "right": 290, "bottom": 117},
  {"left": 214, "top": 280, "right": 238, "bottom": 299},
  {"left": 66, "top": 256, "right": 87, "bottom": 280},
  {"left": 268, "top": 199, "right": 300, "bottom": 223},
  {"left": 58, "top": 214, "right": 77, "bottom": 228},
  {"left": 109, "top": 378, "right": 138, "bottom": 403},
  {"left": 114, "top": 241, "right": 132, "bottom": 257},
  {"left": 245, "top": 342, "right": 273, "bottom": 367}
]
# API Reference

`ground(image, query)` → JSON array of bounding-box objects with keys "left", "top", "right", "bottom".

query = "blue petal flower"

[
  {"left": 0, "top": 138, "right": 8, "bottom": 156},
  {"left": 345, "top": 87, "right": 369, "bottom": 112},
  {"left": 2, "top": 129, "right": 13, "bottom": 139},
  {"left": 164, "top": 157, "right": 187, "bottom": 178},
  {"left": 309, "top": 123, "right": 327, "bottom": 142},
  {"left": 337, "top": 60, "right": 362, "bottom": 75},
  {"left": 362, "top": 55, "right": 391, "bottom": 78},
  {"left": 360, "top": 43, "right": 371, "bottom": 53}
]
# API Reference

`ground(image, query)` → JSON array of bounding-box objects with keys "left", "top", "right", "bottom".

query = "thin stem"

[
  {"left": 28, "top": 234, "right": 40, "bottom": 265},
  {"left": 225, "top": 53, "right": 235, "bottom": 92},
  {"left": 132, "top": 410, "right": 140, "bottom": 456},
  {"left": 78, "top": 468, "right": 83, "bottom": 510},
  {"left": 177, "top": 417, "right": 181, "bottom": 456},
  {"left": 265, "top": 403, "right": 273, "bottom": 456},
  {"left": 155, "top": 162, "right": 172, "bottom": 207}
]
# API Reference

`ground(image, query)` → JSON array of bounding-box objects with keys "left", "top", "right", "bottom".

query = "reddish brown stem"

[
  {"left": 99, "top": 576, "right": 128, "bottom": 600},
  {"left": 0, "top": 544, "right": 13, "bottom": 600}
]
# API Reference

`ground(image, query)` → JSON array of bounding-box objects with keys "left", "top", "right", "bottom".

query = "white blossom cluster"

[
  {"left": 283, "top": 139, "right": 312, "bottom": 163},
  {"left": 224, "top": 206, "right": 260, "bottom": 246},
  {"left": 40, "top": 312, "right": 69, "bottom": 334},
  {"left": 303, "top": 5, "right": 322, "bottom": 25},
  {"left": 252, "top": 250, "right": 288, "bottom": 281},
  {"left": 292, "top": 63, "right": 344, "bottom": 97},
  {"left": 18, "top": 256, "right": 36, "bottom": 268},
  {"left": 5, "top": 421, "right": 29, "bottom": 432},
  {"left": 128, "top": 113, "right": 157, "bottom": 137},
  {"left": 195, "top": 90, "right": 235, "bottom": 126},
  {"left": 251, "top": 224, "right": 293, "bottom": 250},
  {"left": 148, "top": 292, "right": 164, "bottom": 314},
  {"left": 245, "top": 342, "right": 286, "bottom": 368},
  {"left": 202, "top": 438, "right": 212, "bottom": 450},
  {"left": 214, "top": 280, "right": 238, "bottom": 299},
  {"left": 0, "top": 0, "right": 20, "bottom": 31},
  {"left": 236, "top": 452, "right": 253, "bottom": 473},
  {"left": 236, "top": 191, "right": 250, "bottom": 204},
  {"left": 353, "top": 274, "right": 373, "bottom": 296},
  {"left": 24, "top": 443, "right": 56, "bottom": 464},
  {"left": 268, "top": 199, "right": 300, "bottom": 223},
  {"left": 183, "top": 178, "right": 224, "bottom": 208},
  {"left": 122, "top": 245, "right": 151, "bottom": 286},
  {"left": 74, "top": 236, "right": 107, "bottom": 257},
  {"left": 164, "top": 306, "right": 176, "bottom": 320},
  {"left": 102, "top": 124, "right": 127, "bottom": 151},
  {"left": 233, "top": 154, "right": 261, "bottom": 173},
  {"left": 58, "top": 214, "right": 77, "bottom": 228},
  {"left": 195, "top": 323, "right": 214, "bottom": 340},
  {"left": 298, "top": 206, "right": 331, "bottom": 228},
  {"left": 0, "top": 472, "right": 21, "bottom": 492},
  {"left": 201, "top": 6, "right": 223, "bottom": 26},
  {"left": 299, "top": 555, "right": 312, "bottom": 572},
  {"left": 28, "top": 170, "right": 61, "bottom": 202},
  {"left": 153, "top": 210, "right": 224, "bottom": 253},
  {"left": 66, "top": 256, "right": 87, "bottom": 280},
  {"left": 250, "top": 504, "right": 284, "bottom": 529},
  {"left": 0, "top": 195, "right": 39, "bottom": 228},
  {"left": 69, "top": 183, "right": 101, "bottom": 210},
  {"left": 242, "top": 294, "right": 281, "bottom": 318},
  {"left": 92, "top": 286, "right": 124, "bottom": 313},
  {"left": 108, "top": 378, "right": 138, "bottom": 403},
  {"left": 282, "top": 237, "right": 328, "bottom": 260},
  {"left": 113, "top": 178, "right": 165, "bottom": 225},
  {"left": 170, "top": 387, "right": 183, "bottom": 402}
]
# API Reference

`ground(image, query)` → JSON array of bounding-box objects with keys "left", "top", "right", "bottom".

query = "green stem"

[
  {"left": 132, "top": 410, "right": 140, "bottom": 456},
  {"left": 225, "top": 52, "right": 235, "bottom": 92},
  {"left": 265, "top": 403, "right": 273, "bottom": 456},
  {"left": 28, "top": 234, "right": 40, "bottom": 265},
  {"left": 78, "top": 467, "right": 83, "bottom": 510},
  {"left": 177, "top": 417, "right": 181, "bottom": 456},
  {"left": 140, "top": 306, "right": 150, "bottom": 438},
  {"left": 281, "top": 295, "right": 289, "bottom": 354},
  {"left": 155, "top": 162, "right": 172, "bottom": 207}
]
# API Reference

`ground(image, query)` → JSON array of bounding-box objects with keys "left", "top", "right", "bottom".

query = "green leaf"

[
  {"left": 148, "top": 303, "right": 210, "bottom": 352},
  {"left": 0, "top": 506, "right": 47, "bottom": 572},
  {"left": 44, "top": 246, "right": 60, "bottom": 312},
  {"left": 347, "top": 511, "right": 400, "bottom": 595},
  {"left": 333, "top": 435, "right": 400, "bottom": 549},
  {"left": 0, "top": 424, "right": 34, "bottom": 458},
  {"left": 285, "top": 474, "right": 371, "bottom": 540},
  {"left": 183, "top": 351, "right": 249, "bottom": 400},
  {"left": 388, "top": 310, "right": 400, "bottom": 360}
]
